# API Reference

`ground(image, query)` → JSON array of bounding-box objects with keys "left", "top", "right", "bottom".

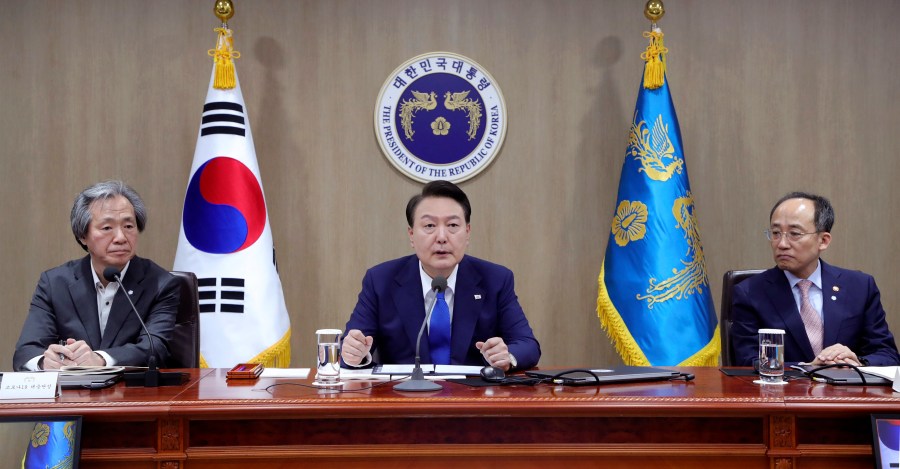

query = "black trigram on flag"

[
  {"left": 198, "top": 277, "right": 246, "bottom": 313},
  {"left": 200, "top": 102, "right": 246, "bottom": 137}
]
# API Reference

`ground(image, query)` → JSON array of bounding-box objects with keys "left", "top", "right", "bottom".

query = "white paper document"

[
  {"left": 860, "top": 366, "right": 900, "bottom": 381},
  {"left": 373, "top": 364, "right": 482, "bottom": 376},
  {"left": 259, "top": 368, "right": 310, "bottom": 379}
]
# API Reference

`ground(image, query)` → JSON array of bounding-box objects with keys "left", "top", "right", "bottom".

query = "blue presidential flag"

[
  {"left": 597, "top": 29, "right": 719, "bottom": 366},
  {"left": 22, "top": 421, "right": 75, "bottom": 469}
]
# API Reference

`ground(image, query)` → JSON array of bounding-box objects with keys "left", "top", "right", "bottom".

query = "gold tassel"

[
  {"left": 208, "top": 27, "right": 241, "bottom": 90},
  {"left": 640, "top": 30, "right": 667, "bottom": 90}
]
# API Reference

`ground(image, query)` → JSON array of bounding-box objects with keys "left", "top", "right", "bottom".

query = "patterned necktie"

[
  {"left": 797, "top": 279, "right": 824, "bottom": 355},
  {"left": 428, "top": 291, "right": 451, "bottom": 365}
]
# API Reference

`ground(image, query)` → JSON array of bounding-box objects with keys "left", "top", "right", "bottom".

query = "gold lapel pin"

[{"left": 833, "top": 286, "right": 840, "bottom": 292}]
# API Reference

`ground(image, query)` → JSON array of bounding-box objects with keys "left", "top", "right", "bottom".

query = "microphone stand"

[
  {"left": 105, "top": 269, "right": 186, "bottom": 387},
  {"left": 394, "top": 280, "right": 446, "bottom": 392}
]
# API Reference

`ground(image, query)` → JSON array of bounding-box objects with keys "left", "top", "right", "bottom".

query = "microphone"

[
  {"left": 394, "top": 276, "right": 447, "bottom": 392},
  {"left": 102, "top": 266, "right": 186, "bottom": 387}
]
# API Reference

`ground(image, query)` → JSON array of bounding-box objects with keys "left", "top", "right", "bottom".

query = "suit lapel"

[
  {"left": 820, "top": 261, "right": 842, "bottom": 348},
  {"left": 70, "top": 256, "right": 102, "bottom": 348},
  {"left": 451, "top": 257, "right": 482, "bottom": 364},
  {"left": 392, "top": 257, "right": 429, "bottom": 361},
  {"left": 101, "top": 258, "right": 147, "bottom": 348},
  {"left": 765, "top": 268, "right": 815, "bottom": 358}
]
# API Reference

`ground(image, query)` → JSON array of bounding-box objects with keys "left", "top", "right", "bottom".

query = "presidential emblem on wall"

[{"left": 374, "top": 52, "right": 507, "bottom": 183}]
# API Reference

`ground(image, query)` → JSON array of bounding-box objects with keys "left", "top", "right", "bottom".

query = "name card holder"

[{"left": 0, "top": 372, "right": 60, "bottom": 399}]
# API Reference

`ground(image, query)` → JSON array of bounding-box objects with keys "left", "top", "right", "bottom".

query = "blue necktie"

[{"left": 429, "top": 291, "right": 451, "bottom": 364}]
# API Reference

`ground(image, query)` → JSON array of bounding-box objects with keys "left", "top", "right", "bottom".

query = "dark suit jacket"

[
  {"left": 343, "top": 255, "right": 541, "bottom": 369},
  {"left": 731, "top": 261, "right": 900, "bottom": 366},
  {"left": 13, "top": 255, "right": 180, "bottom": 370}
]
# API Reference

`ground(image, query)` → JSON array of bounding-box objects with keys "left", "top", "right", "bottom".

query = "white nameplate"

[
  {"left": 892, "top": 369, "right": 900, "bottom": 393},
  {"left": 0, "top": 372, "right": 59, "bottom": 399}
]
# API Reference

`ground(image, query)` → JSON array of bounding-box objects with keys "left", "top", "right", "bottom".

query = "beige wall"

[{"left": 1, "top": 0, "right": 898, "bottom": 370}]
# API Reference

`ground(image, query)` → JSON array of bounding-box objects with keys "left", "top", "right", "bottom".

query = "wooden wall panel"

[{"left": 1, "top": 0, "right": 897, "bottom": 370}]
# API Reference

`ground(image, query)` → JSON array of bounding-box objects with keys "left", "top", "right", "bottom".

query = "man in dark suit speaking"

[
  {"left": 13, "top": 180, "right": 179, "bottom": 371},
  {"left": 341, "top": 180, "right": 540, "bottom": 371},
  {"left": 731, "top": 192, "right": 899, "bottom": 367}
]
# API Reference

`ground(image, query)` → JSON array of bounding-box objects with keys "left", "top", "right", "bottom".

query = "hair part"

[
  {"left": 770, "top": 191, "right": 834, "bottom": 233},
  {"left": 71, "top": 180, "right": 147, "bottom": 251},
  {"left": 405, "top": 180, "right": 471, "bottom": 226}
]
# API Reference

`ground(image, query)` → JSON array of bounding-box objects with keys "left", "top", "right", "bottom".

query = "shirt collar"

[
  {"left": 90, "top": 260, "right": 131, "bottom": 289},
  {"left": 784, "top": 259, "right": 822, "bottom": 290},
  {"left": 418, "top": 261, "right": 458, "bottom": 296}
]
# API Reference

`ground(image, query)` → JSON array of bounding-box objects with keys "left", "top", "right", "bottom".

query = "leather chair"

[
  {"left": 720, "top": 269, "right": 764, "bottom": 366},
  {"left": 168, "top": 271, "right": 201, "bottom": 368}
]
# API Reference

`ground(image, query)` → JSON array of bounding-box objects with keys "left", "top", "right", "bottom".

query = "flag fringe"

[
  {"left": 199, "top": 329, "right": 291, "bottom": 368},
  {"left": 598, "top": 261, "right": 721, "bottom": 367},
  {"left": 208, "top": 27, "right": 241, "bottom": 90},
  {"left": 248, "top": 329, "right": 292, "bottom": 367},
  {"left": 641, "top": 30, "right": 667, "bottom": 90},
  {"left": 678, "top": 328, "right": 721, "bottom": 366},
  {"left": 597, "top": 262, "right": 650, "bottom": 366}
]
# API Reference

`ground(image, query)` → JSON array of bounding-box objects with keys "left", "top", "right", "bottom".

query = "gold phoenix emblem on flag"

[
  {"left": 636, "top": 193, "right": 710, "bottom": 308},
  {"left": 628, "top": 113, "right": 684, "bottom": 181}
]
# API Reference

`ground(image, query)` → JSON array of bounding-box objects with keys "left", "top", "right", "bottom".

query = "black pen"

[{"left": 58, "top": 340, "right": 66, "bottom": 362}]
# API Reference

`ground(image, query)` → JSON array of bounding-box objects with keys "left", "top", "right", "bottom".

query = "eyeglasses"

[{"left": 764, "top": 229, "right": 820, "bottom": 242}]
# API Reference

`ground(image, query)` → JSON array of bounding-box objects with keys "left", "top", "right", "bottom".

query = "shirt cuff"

[
  {"left": 95, "top": 351, "right": 115, "bottom": 366},
  {"left": 25, "top": 355, "right": 42, "bottom": 371}
]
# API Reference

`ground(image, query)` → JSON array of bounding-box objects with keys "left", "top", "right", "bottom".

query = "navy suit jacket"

[
  {"left": 731, "top": 261, "right": 900, "bottom": 366},
  {"left": 343, "top": 255, "right": 541, "bottom": 369},
  {"left": 13, "top": 255, "right": 180, "bottom": 370}
]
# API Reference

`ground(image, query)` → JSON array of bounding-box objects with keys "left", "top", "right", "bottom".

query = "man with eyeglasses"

[{"left": 730, "top": 192, "right": 900, "bottom": 367}]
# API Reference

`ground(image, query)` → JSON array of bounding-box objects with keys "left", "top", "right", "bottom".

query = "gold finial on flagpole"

[
  {"left": 644, "top": 0, "right": 665, "bottom": 25},
  {"left": 214, "top": 0, "right": 235, "bottom": 26}
]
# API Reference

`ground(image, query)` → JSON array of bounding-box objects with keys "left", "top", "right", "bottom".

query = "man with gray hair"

[{"left": 13, "top": 180, "right": 180, "bottom": 371}]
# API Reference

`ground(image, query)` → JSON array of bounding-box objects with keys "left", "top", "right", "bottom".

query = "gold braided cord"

[
  {"left": 640, "top": 30, "right": 667, "bottom": 90},
  {"left": 207, "top": 27, "right": 241, "bottom": 90}
]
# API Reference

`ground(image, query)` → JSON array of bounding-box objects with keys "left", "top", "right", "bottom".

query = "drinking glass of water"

[
  {"left": 314, "top": 329, "right": 342, "bottom": 386},
  {"left": 758, "top": 328, "right": 785, "bottom": 383}
]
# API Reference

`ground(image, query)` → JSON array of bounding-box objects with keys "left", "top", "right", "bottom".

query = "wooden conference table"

[{"left": 0, "top": 367, "right": 897, "bottom": 468}]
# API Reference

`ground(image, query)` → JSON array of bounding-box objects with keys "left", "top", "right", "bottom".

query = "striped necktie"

[
  {"left": 428, "top": 291, "right": 451, "bottom": 365},
  {"left": 797, "top": 279, "right": 824, "bottom": 356}
]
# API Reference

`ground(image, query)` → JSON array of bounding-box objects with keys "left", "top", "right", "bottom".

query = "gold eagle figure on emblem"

[
  {"left": 399, "top": 91, "right": 438, "bottom": 140},
  {"left": 444, "top": 91, "right": 483, "bottom": 141}
]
